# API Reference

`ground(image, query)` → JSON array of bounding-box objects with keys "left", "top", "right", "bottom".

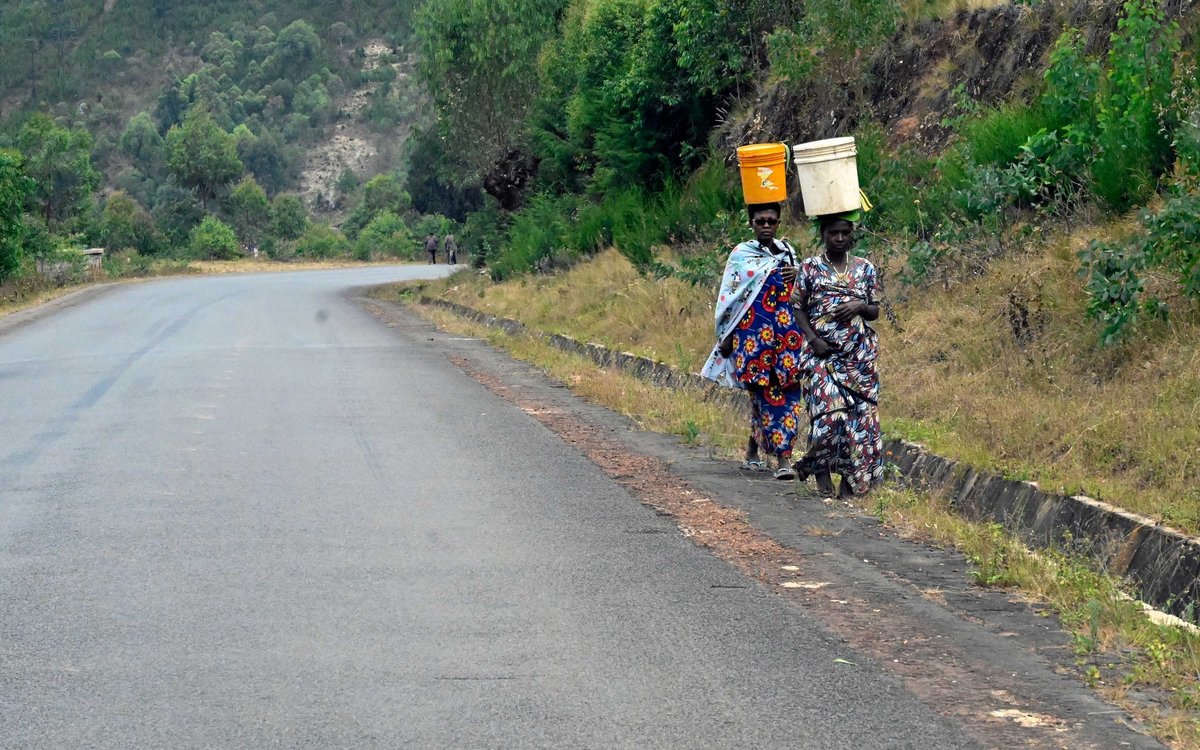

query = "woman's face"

[
  {"left": 822, "top": 219, "right": 854, "bottom": 254},
  {"left": 750, "top": 209, "right": 780, "bottom": 244}
]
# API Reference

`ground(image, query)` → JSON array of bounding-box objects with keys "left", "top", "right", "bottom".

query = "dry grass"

[
  {"left": 863, "top": 484, "right": 1200, "bottom": 750},
  {"left": 878, "top": 228, "right": 1200, "bottom": 531},
  {"left": 405, "top": 232, "right": 1200, "bottom": 533},
  {"left": 423, "top": 250, "right": 716, "bottom": 371},
  {"left": 419, "top": 305, "right": 750, "bottom": 457}
]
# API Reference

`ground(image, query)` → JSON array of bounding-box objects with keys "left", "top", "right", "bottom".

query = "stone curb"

[{"left": 420, "top": 295, "right": 1200, "bottom": 622}]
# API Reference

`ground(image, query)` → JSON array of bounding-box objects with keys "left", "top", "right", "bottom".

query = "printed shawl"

[{"left": 700, "top": 239, "right": 796, "bottom": 387}]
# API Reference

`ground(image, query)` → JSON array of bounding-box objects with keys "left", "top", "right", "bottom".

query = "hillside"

[
  {"left": 0, "top": 0, "right": 446, "bottom": 291},
  {"left": 395, "top": 0, "right": 1200, "bottom": 533}
]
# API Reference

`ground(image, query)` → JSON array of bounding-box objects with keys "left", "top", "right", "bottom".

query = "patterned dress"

[
  {"left": 729, "top": 264, "right": 806, "bottom": 459},
  {"left": 794, "top": 255, "right": 883, "bottom": 493}
]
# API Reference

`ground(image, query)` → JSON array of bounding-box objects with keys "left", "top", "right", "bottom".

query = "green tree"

[
  {"left": 270, "top": 193, "right": 308, "bottom": 240},
  {"left": 165, "top": 109, "right": 243, "bottom": 210},
  {"left": 415, "top": 0, "right": 566, "bottom": 179},
  {"left": 272, "top": 20, "right": 321, "bottom": 77},
  {"left": 0, "top": 149, "right": 34, "bottom": 282},
  {"left": 295, "top": 222, "right": 349, "bottom": 258},
  {"left": 16, "top": 113, "right": 100, "bottom": 227},
  {"left": 362, "top": 173, "right": 411, "bottom": 215},
  {"left": 355, "top": 211, "right": 414, "bottom": 259},
  {"left": 189, "top": 215, "right": 240, "bottom": 259},
  {"left": 119, "top": 112, "right": 165, "bottom": 172},
  {"left": 12, "top": 1, "right": 51, "bottom": 100},
  {"left": 100, "top": 191, "right": 163, "bottom": 255},
  {"left": 226, "top": 176, "right": 270, "bottom": 251}
]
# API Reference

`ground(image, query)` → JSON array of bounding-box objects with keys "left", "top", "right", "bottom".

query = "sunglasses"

[{"left": 753, "top": 218, "right": 780, "bottom": 226}]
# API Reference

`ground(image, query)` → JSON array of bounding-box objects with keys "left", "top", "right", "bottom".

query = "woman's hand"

[
  {"left": 809, "top": 337, "right": 834, "bottom": 358},
  {"left": 831, "top": 300, "right": 865, "bottom": 323},
  {"left": 780, "top": 265, "right": 798, "bottom": 286}
]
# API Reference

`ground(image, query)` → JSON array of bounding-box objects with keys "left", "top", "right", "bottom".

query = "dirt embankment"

[{"left": 720, "top": 1, "right": 1125, "bottom": 157}]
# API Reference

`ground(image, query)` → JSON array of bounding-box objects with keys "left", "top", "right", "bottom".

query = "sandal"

[
  {"left": 773, "top": 465, "right": 797, "bottom": 481},
  {"left": 740, "top": 459, "right": 766, "bottom": 471}
]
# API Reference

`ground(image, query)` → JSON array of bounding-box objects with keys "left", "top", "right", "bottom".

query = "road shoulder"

[{"left": 365, "top": 296, "right": 1164, "bottom": 750}]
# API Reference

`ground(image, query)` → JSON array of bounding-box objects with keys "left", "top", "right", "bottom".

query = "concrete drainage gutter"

[{"left": 420, "top": 296, "right": 1200, "bottom": 623}]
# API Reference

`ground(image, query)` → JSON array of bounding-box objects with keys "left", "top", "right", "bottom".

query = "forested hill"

[{"left": 0, "top": 0, "right": 451, "bottom": 275}]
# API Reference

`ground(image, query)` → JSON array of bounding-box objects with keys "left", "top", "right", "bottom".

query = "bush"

[
  {"left": 960, "top": 102, "right": 1055, "bottom": 169},
  {"left": 355, "top": 212, "right": 415, "bottom": 260},
  {"left": 489, "top": 195, "right": 573, "bottom": 280},
  {"left": 270, "top": 194, "right": 308, "bottom": 240},
  {"left": 294, "top": 222, "right": 349, "bottom": 258},
  {"left": 1090, "top": 0, "right": 1178, "bottom": 211},
  {"left": 189, "top": 216, "right": 240, "bottom": 259}
]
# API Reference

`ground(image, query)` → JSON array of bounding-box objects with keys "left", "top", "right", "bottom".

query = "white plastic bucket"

[{"left": 792, "top": 137, "right": 860, "bottom": 216}]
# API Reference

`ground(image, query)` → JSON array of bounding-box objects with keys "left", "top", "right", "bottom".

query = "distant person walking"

[
  {"left": 701, "top": 202, "right": 806, "bottom": 480},
  {"left": 443, "top": 233, "right": 458, "bottom": 265},
  {"left": 793, "top": 212, "right": 883, "bottom": 498},
  {"left": 424, "top": 232, "right": 439, "bottom": 264}
]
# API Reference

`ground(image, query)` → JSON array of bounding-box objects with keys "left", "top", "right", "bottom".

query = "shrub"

[
  {"left": 490, "top": 195, "right": 573, "bottom": 280},
  {"left": 294, "top": 222, "right": 349, "bottom": 258},
  {"left": 355, "top": 212, "right": 414, "bottom": 260},
  {"left": 189, "top": 216, "right": 240, "bottom": 260},
  {"left": 960, "top": 102, "right": 1054, "bottom": 169},
  {"left": 1090, "top": 0, "right": 1179, "bottom": 211},
  {"left": 270, "top": 194, "right": 308, "bottom": 240}
]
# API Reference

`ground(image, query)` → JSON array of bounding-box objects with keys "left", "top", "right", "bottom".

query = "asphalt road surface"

[{"left": 0, "top": 267, "right": 975, "bottom": 748}]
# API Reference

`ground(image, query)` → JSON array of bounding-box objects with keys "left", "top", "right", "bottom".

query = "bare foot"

[{"left": 837, "top": 476, "right": 856, "bottom": 499}]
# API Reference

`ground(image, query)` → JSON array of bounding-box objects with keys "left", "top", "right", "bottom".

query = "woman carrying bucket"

[
  {"left": 790, "top": 136, "right": 883, "bottom": 497},
  {"left": 701, "top": 201, "right": 806, "bottom": 480},
  {"left": 792, "top": 210, "right": 883, "bottom": 498}
]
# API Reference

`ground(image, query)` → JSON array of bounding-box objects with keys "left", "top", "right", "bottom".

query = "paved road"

[{"left": 0, "top": 267, "right": 974, "bottom": 748}]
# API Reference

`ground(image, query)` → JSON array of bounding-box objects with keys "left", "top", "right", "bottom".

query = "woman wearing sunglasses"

[{"left": 701, "top": 203, "right": 806, "bottom": 480}]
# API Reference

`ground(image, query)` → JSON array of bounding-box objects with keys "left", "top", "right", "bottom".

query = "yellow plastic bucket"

[{"left": 736, "top": 143, "right": 788, "bottom": 204}]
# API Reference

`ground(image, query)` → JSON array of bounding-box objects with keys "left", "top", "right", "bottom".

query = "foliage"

[
  {"left": 188, "top": 215, "right": 240, "bottom": 260},
  {"left": 1079, "top": 192, "right": 1200, "bottom": 343},
  {"left": 528, "top": 0, "right": 766, "bottom": 193},
  {"left": 343, "top": 173, "right": 411, "bottom": 238},
  {"left": 766, "top": 0, "right": 895, "bottom": 83},
  {"left": 152, "top": 184, "right": 204, "bottom": 248},
  {"left": 119, "top": 112, "right": 165, "bottom": 171},
  {"left": 270, "top": 194, "right": 308, "bottom": 241},
  {"left": 489, "top": 194, "right": 573, "bottom": 280},
  {"left": 294, "top": 222, "right": 349, "bottom": 258},
  {"left": 225, "top": 176, "right": 270, "bottom": 250},
  {"left": 165, "top": 108, "right": 244, "bottom": 209},
  {"left": 16, "top": 113, "right": 100, "bottom": 227},
  {"left": 414, "top": 0, "right": 566, "bottom": 179},
  {"left": 355, "top": 211, "right": 414, "bottom": 260},
  {"left": 0, "top": 149, "right": 33, "bottom": 282},
  {"left": 100, "top": 192, "right": 163, "bottom": 256},
  {"left": 959, "top": 102, "right": 1054, "bottom": 169},
  {"left": 1090, "top": 0, "right": 1179, "bottom": 211}
]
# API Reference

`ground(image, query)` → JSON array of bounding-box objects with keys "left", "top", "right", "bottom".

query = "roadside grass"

[
  {"left": 862, "top": 484, "right": 1200, "bottom": 750},
  {"left": 417, "top": 305, "right": 748, "bottom": 456},
  {"left": 413, "top": 298, "right": 1200, "bottom": 750},
  {"left": 399, "top": 231, "right": 1200, "bottom": 533}
]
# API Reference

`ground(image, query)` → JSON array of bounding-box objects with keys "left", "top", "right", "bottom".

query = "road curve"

[{"left": 0, "top": 266, "right": 974, "bottom": 748}]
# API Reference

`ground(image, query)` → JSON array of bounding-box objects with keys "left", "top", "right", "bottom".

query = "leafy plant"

[
  {"left": 1090, "top": 0, "right": 1179, "bottom": 211},
  {"left": 189, "top": 216, "right": 240, "bottom": 260}
]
